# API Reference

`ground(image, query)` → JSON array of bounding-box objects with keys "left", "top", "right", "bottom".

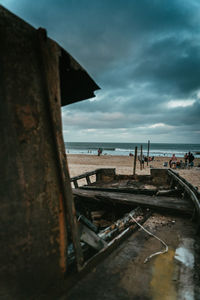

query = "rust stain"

[
  {"left": 58, "top": 193, "right": 67, "bottom": 273},
  {"left": 15, "top": 104, "right": 38, "bottom": 130}
]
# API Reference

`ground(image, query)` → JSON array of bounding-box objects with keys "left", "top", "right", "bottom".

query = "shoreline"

[
  {"left": 67, "top": 154, "right": 200, "bottom": 190},
  {"left": 66, "top": 152, "right": 200, "bottom": 158}
]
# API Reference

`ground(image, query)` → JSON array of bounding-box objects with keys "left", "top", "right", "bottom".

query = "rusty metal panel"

[
  {"left": 0, "top": 5, "right": 97, "bottom": 298},
  {"left": 37, "top": 28, "right": 84, "bottom": 270},
  {"left": 0, "top": 8, "right": 66, "bottom": 299}
]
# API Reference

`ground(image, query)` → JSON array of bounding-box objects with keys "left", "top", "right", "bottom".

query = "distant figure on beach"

[
  {"left": 184, "top": 153, "right": 188, "bottom": 167},
  {"left": 188, "top": 152, "right": 194, "bottom": 167},
  {"left": 129, "top": 152, "right": 133, "bottom": 156},
  {"left": 97, "top": 148, "right": 102, "bottom": 156},
  {"left": 169, "top": 154, "right": 177, "bottom": 168},
  {"left": 148, "top": 156, "right": 154, "bottom": 162}
]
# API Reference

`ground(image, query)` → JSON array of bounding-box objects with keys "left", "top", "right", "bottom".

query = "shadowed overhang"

[{"left": 59, "top": 47, "right": 100, "bottom": 107}]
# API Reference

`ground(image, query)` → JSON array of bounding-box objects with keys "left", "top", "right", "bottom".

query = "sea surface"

[{"left": 64, "top": 142, "right": 200, "bottom": 158}]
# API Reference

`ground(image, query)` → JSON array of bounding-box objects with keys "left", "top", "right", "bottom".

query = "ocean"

[{"left": 64, "top": 142, "right": 200, "bottom": 158}]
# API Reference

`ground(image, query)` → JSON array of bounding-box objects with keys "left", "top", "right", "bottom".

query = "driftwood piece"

[{"left": 73, "top": 189, "right": 193, "bottom": 214}]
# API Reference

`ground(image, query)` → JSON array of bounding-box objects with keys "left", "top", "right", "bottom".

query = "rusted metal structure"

[{"left": 0, "top": 6, "right": 99, "bottom": 299}]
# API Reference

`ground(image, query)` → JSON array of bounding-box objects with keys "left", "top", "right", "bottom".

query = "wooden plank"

[
  {"left": 140, "top": 145, "right": 143, "bottom": 170},
  {"left": 77, "top": 211, "right": 98, "bottom": 233},
  {"left": 98, "top": 208, "right": 141, "bottom": 242},
  {"left": 70, "top": 170, "right": 98, "bottom": 182},
  {"left": 168, "top": 169, "right": 200, "bottom": 220},
  {"left": 74, "top": 180, "right": 79, "bottom": 188},
  {"left": 79, "top": 224, "right": 107, "bottom": 251},
  {"left": 73, "top": 189, "right": 193, "bottom": 214},
  {"left": 133, "top": 146, "right": 137, "bottom": 175},
  {"left": 80, "top": 186, "right": 181, "bottom": 197},
  {"left": 147, "top": 140, "right": 150, "bottom": 166},
  {"left": 86, "top": 175, "right": 91, "bottom": 185},
  {"left": 80, "top": 185, "right": 158, "bottom": 195}
]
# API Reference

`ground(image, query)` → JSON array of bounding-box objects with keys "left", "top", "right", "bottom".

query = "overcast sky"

[{"left": 2, "top": 0, "right": 200, "bottom": 143}]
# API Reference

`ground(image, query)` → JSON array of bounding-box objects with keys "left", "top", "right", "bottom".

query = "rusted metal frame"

[
  {"left": 168, "top": 169, "right": 200, "bottom": 220},
  {"left": 37, "top": 28, "right": 84, "bottom": 270}
]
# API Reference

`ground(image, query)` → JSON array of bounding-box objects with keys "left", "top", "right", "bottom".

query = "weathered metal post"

[
  {"left": 140, "top": 145, "right": 143, "bottom": 170},
  {"left": 147, "top": 140, "right": 150, "bottom": 166},
  {"left": 133, "top": 146, "right": 137, "bottom": 175}
]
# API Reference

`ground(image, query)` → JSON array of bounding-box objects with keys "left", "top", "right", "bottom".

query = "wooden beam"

[
  {"left": 86, "top": 175, "right": 91, "bottom": 185},
  {"left": 80, "top": 186, "right": 158, "bottom": 196},
  {"left": 73, "top": 189, "right": 193, "bottom": 214},
  {"left": 133, "top": 146, "right": 137, "bottom": 175},
  {"left": 168, "top": 169, "right": 200, "bottom": 219},
  {"left": 140, "top": 145, "right": 143, "bottom": 170},
  {"left": 74, "top": 180, "right": 79, "bottom": 189},
  {"left": 79, "top": 224, "right": 107, "bottom": 251},
  {"left": 81, "top": 186, "right": 181, "bottom": 197},
  {"left": 70, "top": 170, "right": 98, "bottom": 182},
  {"left": 98, "top": 208, "right": 141, "bottom": 242},
  {"left": 147, "top": 140, "right": 150, "bottom": 166}
]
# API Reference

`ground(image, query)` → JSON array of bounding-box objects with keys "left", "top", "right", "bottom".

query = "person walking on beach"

[
  {"left": 170, "top": 154, "right": 177, "bottom": 168},
  {"left": 98, "top": 148, "right": 102, "bottom": 156}
]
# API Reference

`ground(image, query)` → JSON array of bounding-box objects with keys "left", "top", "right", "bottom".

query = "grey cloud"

[{"left": 2, "top": 0, "right": 200, "bottom": 142}]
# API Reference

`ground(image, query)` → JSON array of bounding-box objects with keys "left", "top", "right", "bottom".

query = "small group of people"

[
  {"left": 184, "top": 152, "right": 195, "bottom": 167},
  {"left": 144, "top": 156, "right": 154, "bottom": 162},
  {"left": 169, "top": 152, "right": 195, "bottom": 169},
  {"left": 129, "top": 153, "right": 154, "bottom": 162}
]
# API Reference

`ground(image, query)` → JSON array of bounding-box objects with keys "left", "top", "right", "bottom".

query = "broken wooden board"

[
  {"left": 80, "top": 186, "right": 181, "bottom": 197},
  {"left": 73, "top": 189, "right": 193, "bottom": 214},
  {"left": 80, "top": 185, "right": 158, "bottom": 195}
]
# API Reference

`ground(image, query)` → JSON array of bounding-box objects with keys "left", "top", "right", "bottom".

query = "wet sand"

[{"left": 67, "top": 154, "right": 200, "bottom": 190}]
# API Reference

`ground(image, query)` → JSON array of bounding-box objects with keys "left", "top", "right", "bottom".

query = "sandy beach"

[{"left": 67, "top": 154, "right": 200, "bottom": 190}]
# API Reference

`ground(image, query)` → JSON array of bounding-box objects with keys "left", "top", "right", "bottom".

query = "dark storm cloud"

[
  {"left": 2, "top": 0, "right": 200, "bottom": 142},
  {"left": 131, "top": 37, "right": 200, "bottom": 95}
]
